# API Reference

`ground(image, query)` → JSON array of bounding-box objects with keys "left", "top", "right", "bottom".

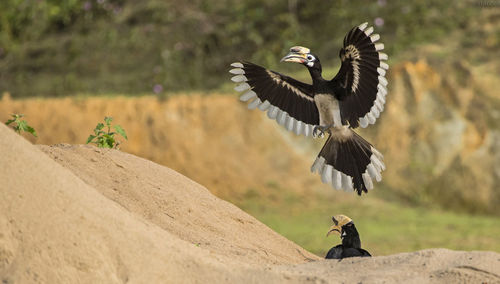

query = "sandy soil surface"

[{"left": 1, "top": 124, "right": 499, "bottom": 283}]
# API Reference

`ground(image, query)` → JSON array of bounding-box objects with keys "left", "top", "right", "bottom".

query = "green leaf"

[
  {"left": 105, "top": 136, "right": 115, "bottom": 148},
  {"left": 26, "top": 125, "right": 37, "bottom": 137},
  {"left": 96, "top": 122, "right": 105, "bottom": 130},
  {"left": 5, "top": 119, "right": 15, "bottom": 126},
  {"left": 86, "top": 135, "right": 96, "bottom": 144},
  {"left": 104, "top": 116, "right": 113, "bottom": 126},
  {"left": 114, "top": 125, "right": 127, "bottom": 140},
  {"left": 94, "top": 122, "right": 105, "bottom": 135},
  {"left": 97, "top": 137, "right": 106, "bottom": 148},
  {"left": 17, "top": 120, "right": 28, "bottom": 132},
  {"left": 106, "top": 140, "right": 114, "bottom": 148},
  {"left": 99, "top": 134, "right": 113, "bottom": 148}
]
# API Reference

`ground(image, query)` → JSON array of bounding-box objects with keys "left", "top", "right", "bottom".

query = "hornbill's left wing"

[
  {"left": 230, "top": 61, "right": 320, "bottom": 137},
  {"left": 330, "top": 22, "right": 389, "bottom": 128}
]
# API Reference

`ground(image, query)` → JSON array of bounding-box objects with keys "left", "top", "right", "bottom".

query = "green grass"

[{"left": 234, "top": 186, "right": 500, "bottom": 257}]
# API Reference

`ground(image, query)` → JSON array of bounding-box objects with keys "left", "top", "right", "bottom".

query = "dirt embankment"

[
  {"left": 371, "top": 60, "right": 500, "bottom": 213},
  {"left": 1, "top": 124, "right": 499, "bottom": 283}
]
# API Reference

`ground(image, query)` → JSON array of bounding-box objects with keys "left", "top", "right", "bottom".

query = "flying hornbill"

[
  {"left": 325, "top": 215, "right": 371, "bottom": 259},
  {"left": 230, "top": 22, "right": 387, "bottom": 194}
]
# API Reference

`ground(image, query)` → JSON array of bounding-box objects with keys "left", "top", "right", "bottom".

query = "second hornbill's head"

[
  {"left": 326, "top": 215, "right": 362, "bottom": 248},
  {"left": 281, "top": 46, "right": 321, "bottom": 72}
]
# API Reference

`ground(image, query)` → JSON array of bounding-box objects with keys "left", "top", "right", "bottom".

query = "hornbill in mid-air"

[
  {"left": 230, "top": 22, "right": 387, "bottom": 194},
  {"left": 325, "top": 215, "right": 371, "bottom": 259}
]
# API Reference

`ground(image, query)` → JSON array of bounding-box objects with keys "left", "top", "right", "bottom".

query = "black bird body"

[
  {"left": 294, "top": 53, "right": 346, "bottom": 130},
  {"left": 326, "top": 245, "right": 371, "bottom": 259},
  {"left": 325, "top": 215, "right": 371, "bottom": 259},
  {"left": 230, "top": 22, "right": 388, "bottom": 194}
]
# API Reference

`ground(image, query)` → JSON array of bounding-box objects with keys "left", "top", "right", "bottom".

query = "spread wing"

[
  {"left": 230, "top": 61, "right": 319, "bottom": 137},
  {"left": 331, "top": 22, "right": 389, "bottom": 128}
]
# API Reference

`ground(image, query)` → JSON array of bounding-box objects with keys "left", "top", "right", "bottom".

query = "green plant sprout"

[
  {"left": 86, "top": 116, "right": 127, "bottom": 149},
  {"left": 5, "top": 114, "right": 37, "bottom": 137}
]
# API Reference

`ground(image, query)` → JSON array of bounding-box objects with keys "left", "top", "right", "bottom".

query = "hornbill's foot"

[{"left": 313, "top": 125, "right": 332, "bottom": 138}]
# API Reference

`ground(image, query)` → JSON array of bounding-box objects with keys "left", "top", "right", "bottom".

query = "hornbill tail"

[{"left": 311, "top": 129, "right": 384, "bottom": 195}]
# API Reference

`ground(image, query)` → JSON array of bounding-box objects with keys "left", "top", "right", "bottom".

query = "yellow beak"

[
  {"left": 326, "top": 225, "right": 342, "bottom": 237},
  {"left": 280, "top": 46, "right": 310, "bottom": 63},
  {"left": 280, "top": 52, "right": 307, "bottom": 63}
]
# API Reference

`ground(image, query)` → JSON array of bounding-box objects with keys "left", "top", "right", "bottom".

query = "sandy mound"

[
  {"left": 1, "top": 123, "right": 499, "bottom": 283},
  {"left": 0, "top": 123, "right": 312, "bottom": 283},
  {"left": 37, "top": 143, "right": 317, "bottom": 266}
]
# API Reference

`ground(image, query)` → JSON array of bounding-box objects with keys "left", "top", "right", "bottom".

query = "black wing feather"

[
  {"left": 230, "top": 61, "right": 320, "bottom": 136},
  {"left": 331, "top": 23, "right": 389, "bottom": 128},
  {"left": 326, "top": 245, "right": 372, "bottom": 259}
]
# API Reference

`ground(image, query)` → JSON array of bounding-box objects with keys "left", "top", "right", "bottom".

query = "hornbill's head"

[
  {"left": 281, "top": 46, "right": 321, "bottom": 71},
  {"left": 326, "top": 215, "right": 358, "bottom": 241}
]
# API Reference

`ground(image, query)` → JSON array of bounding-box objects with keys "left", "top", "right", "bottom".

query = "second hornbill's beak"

[
  {"left": 326, "top": 214, "right": 353, "bottom": 237},
  {"left": 326, "top": 225, "right": 342, "bottom": 237},
  {"left": 281, "top": 46, "right": 310, "bottom": 64}
]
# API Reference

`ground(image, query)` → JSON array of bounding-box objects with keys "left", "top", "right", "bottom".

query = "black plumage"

[
  {"left": 230, "top": 22, "right": 388, "bottom": 194},
  {"left": 317, "top": 131, "right": 378, "bottom": 193},
  {"left": 242, "top": 62, "right": 319, "bottom": 126},
  {"left": 325, "top": 215, "right": 371, "bottom": 259}
]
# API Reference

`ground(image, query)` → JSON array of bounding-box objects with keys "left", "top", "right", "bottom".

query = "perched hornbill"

[
  {"left": 230, "top": 22, "right": 387, "bottom": 194},
  {"left": 325, "top": 215, "right": 371, "bottom": 259}
]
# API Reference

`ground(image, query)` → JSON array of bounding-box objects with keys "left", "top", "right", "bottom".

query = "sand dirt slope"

[
  {"left": 37, "top": 143, "right": 317, "bottom": 266},
  {"left": 278, "top": 249, "right": 500, "bottom": 283},
  {"left": 0, "top": 123, "right": 310, "bottom": 283},
  {"left": 1, "top": 123, "right": 499, "bottom": 283}
]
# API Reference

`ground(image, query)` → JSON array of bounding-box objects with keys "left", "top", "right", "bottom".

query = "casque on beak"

[{"left": 281, "top": 46, "right": 310, "bottom": 63}]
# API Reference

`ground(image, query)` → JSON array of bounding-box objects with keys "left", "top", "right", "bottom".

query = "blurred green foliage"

[{"left": 0, "top": 0, "right": 477, "bottom": 97}]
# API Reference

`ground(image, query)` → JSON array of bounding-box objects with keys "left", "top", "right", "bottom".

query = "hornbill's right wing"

[
  {"left": 330, "top": 22, "right": 389, "bottom": 129},
  {"left": 230, "top": 61, "right": 320, "bottom": 137}
]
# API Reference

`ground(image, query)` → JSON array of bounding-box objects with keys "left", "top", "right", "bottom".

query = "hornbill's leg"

[{"left": 313, "top": 125, "right": 333, "bottom": 138}]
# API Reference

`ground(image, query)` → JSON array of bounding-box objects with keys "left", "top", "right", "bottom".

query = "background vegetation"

[{"left": 1, "top": 0, "right": 478, "bottom": 97}]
